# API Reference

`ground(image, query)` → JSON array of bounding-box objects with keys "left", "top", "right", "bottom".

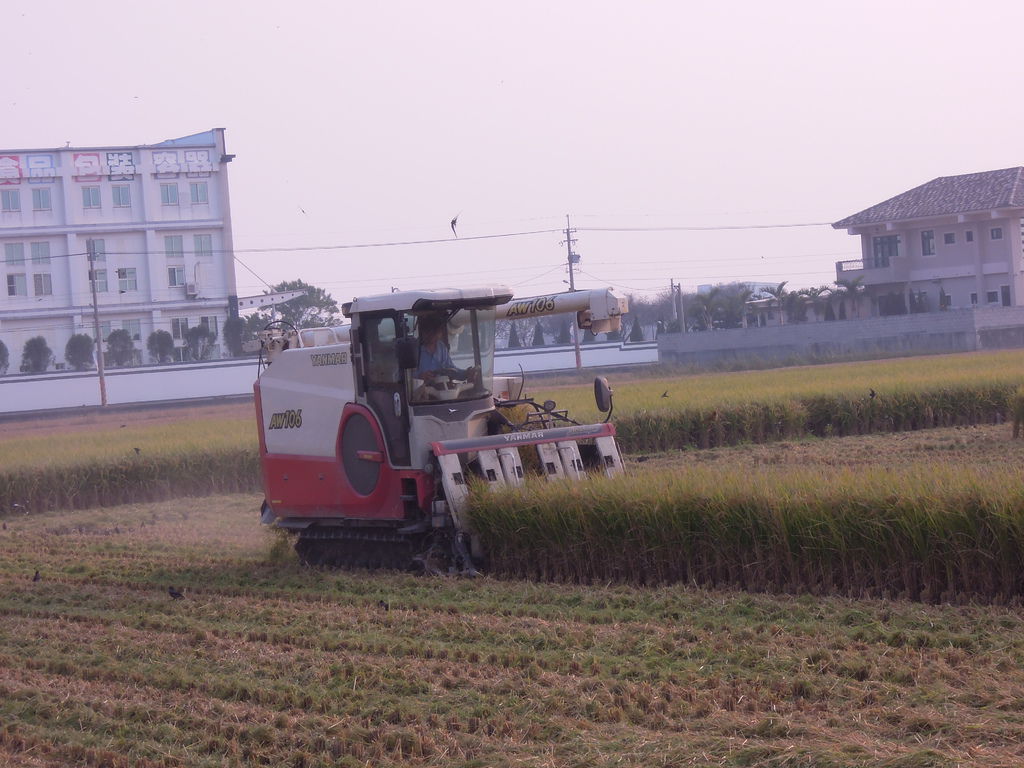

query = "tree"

[
  {"left": 64, "top": 334, "right": 94, "bottom": 371},
  {"left": 507, "top": 322, "right": 522, "bottom": 349},
  {"left": 147, "top": 330, "right": 175, "bottom": 363},
  {"left": 530, "top": 322, "right": 545, "bottom": 347},
  {"left": 629, "top": 318, "right": 645, "bottom": 342},
  {"left": 106, "top": 329, "right": 135, "bottom": 367},
  {"left": 0, "top": 339, "right": 8, "bottom": 375},
  {"left": 184, "top": 326, "right": 216, "bottom": 361},
  {"left": 763, "top": 282, "right": 789, "bottom": 325},
  {"left": 714, "top": 283, "right": 753, "bottom": 329},
  {"left": 555, "top": 319, "right": 572, "bottom": 345},
  {"left": 802, "top": 285, "right": 832, "bottom": 321},
  {"left": 249, "top": 279, "right": 340, "bottom": 329},
  {"left": 222, "top": 317, "right": 246, "bottom": 357},
  {"left": 834, "top": 276, "right": 865, "bottom": 320},
  {"left": 21, "top": 336, "right": 53, "bottom": 373},
  {"left": 687, "top": 287, "right": 720, "bottom": 331}
]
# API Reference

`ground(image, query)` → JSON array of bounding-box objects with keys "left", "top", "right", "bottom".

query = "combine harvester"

[{"left": 254, "top": 286, "right": 628, "bottom": 573}]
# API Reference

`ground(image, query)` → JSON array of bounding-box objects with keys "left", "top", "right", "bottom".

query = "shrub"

[
  {"left": 106, "top": 329, "right": 135, "bottom": 367},
  {"left": 185, "top": 326, "right": 216, "bottom": 361},
  {"left": 21, "top": 336, "right": 53, "bottom": 373},
  {"left": 64, "top": 334, "right": 94, "bottom": 371},
  {"left": 147, "top": 329, "right": 175, "bottom": 363}
]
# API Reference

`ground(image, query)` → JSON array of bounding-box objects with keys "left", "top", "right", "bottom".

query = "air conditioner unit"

[{"left": 185, "top": 283, "right": 199, "bottom": 298}]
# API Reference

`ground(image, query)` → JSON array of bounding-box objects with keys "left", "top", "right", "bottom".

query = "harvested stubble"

[{"left": 468, "top": 464, "right": 1024, "bottom": 602}]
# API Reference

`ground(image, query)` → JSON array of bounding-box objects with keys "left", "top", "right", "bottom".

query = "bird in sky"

[
  {"left": 450, "top": 214, "right": 459, "bottom": 238},
  {"left": 168, "top": 586, "right": 185, "bottom": 600}
]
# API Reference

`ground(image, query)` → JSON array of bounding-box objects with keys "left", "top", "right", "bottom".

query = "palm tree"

[
  {"left": 800, "top": 285, "right": 832, "bottom": 322},
  {"left": 763, "top": 281, "right": 789, "bottom": 325},
  {"left": 834, "top": 276, "right": 865, "bottom": 320},
  {"left": 687, "top": 287, "right": 719, "bottom": 331},
  {"left": 716, "top": 284, "right": 753, "bottom": 329}
]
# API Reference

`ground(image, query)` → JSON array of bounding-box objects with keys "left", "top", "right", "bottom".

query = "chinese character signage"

[
  {"left": 153, "top": 150, "right": 180, "bottom": 177},
  {"left": 26, "top": 154, "right": 56, "bottom": 183},
  {"left": 184, "top": 149, "right": 211, "bottom": 177},
  {"left": 73, "top": 152, "right": 102, "bottom": 181},
  {"left": 0, "top": 155, "right": 22, "bottom": 185},
  {"left": 106, "top": 151, "right": 136, "bottom": 180}
]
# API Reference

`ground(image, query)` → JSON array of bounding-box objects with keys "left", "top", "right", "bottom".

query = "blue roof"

[{"left": 153, "top": 130, "right": 219, "bottom": 148}]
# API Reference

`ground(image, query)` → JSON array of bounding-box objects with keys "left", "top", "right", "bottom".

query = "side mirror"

[
  {"left": 594, "top": 376, "right": 613, "bottom": 413},
  {"left": 396, "top": 336, "right": 420, "bottom": 369}
]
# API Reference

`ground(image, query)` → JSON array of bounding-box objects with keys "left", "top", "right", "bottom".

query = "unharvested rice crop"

[{"left": 469, "top": 459, "right": 1024, "bottom": 602}]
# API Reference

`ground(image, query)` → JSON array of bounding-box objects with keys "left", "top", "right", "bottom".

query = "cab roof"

[{"left": 342, "top": 285, "right": 513, "bottom": 317}]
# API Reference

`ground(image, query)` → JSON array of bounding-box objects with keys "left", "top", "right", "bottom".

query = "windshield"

[{"left": 407, "top": 309, "right": 495, "bottom": 404}]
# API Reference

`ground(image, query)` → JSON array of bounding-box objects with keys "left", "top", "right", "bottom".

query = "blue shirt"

[{"left": 417, "top": 341, "right": 455, "bottom": 377}]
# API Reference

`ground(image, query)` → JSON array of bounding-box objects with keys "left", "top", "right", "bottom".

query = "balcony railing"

[{"left": 836, "top": 259, "right": 864, "bottom": 272}]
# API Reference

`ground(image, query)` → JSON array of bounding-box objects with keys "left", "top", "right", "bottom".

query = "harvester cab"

[{"left": 254, "top": 285, "right": 628, "bottom": 573}]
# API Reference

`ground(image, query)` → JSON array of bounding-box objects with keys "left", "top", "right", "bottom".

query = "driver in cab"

[{"left": 415, "top": 316, "right": 477, "bottom": 396}]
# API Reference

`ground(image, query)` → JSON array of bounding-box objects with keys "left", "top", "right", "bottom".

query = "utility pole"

[
  {"left": 562, "top": 214, "right": 582, "bottom": 369},
  {"left": 670, "top": 279, "right": 686, "bottom": 332},
  {"left": 87, "top": 239, "right": 107, "bottom": 406}
]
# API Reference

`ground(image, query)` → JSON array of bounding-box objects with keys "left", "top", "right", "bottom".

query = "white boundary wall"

[{"left": 0, "top": 341, "right": 658, "bottom": 414}]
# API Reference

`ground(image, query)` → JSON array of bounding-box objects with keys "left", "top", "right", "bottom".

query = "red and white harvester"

[{"left": 254, "top": 286, "right": 628, "bottom": 572}]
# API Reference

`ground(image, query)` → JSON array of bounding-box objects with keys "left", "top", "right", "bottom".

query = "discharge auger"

[{"left": 253, "top": 285, "right": 628, "bottom": 573}]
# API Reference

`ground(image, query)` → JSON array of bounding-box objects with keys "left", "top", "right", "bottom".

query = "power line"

[{"left": 578, "top": 222, "right": 832, "bottom": 232}]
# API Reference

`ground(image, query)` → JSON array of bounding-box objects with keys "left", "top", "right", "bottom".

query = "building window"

[
  {"left": 921, "top": 230, "right": 935, "bottom": 256},
  {"left": 82, "top": 186, "right": 101, "bottom": 209},
  {"left": 4, "top": 243, "right": 24, "bottom": 265},
  {"left": 100, "top": 321, "right": 112, "bottom": 341},
  {"left": 31, "top": 188, "right": 51, "bottom": 211},
  {"left": 1, "top": 189, "right": 20, "bottom": 212},
  {"left": 872, "top": 235, "right": 898, "bottom": 267},
  {"left": 991, "top": 227, "right": 1003, "bottom": 240},
  {"left": 92, "top": 268, "right": 108, "bottom": 292},
  {"left": 122, "top": 319, "right": 141, "bottom": 341},
  {"left": 168, "top": 265, "right": 185, "bottom": 287},
  {"left": 88, "top": 238, "right": 106, "bottom": 262},
  {"left": 6, "top": 273, "right": 26, "bottom": 296},
  {"left": 112, "top": 185, "right": 131, "bottom": 207},
  {"left": 987, "top": 290, "right": 999, "bottom": 303},
  {"left": 171, "top": 317, "right": 189, "bottom": 340},
  {"left": 970, "top": 292, "right": 978, "bottom": 305},
  {"left": 200, "top": 315, "right": 219, "bottom": 337},
  {"left": 30, "top": 242, "right": 50, "bottom": 264},
  {"left": 117, "top": 267, "right": 138, "bottom": 293},
  {"left": 194, "top": 234, "right": 212, "bottom": 258},
  {"left": 943, "top": 233, "right": 955, "bottom": 245},
  {"left": 966, "top": 230, "right": 974, "bottom": 243},
  {"left": 160, "top": 183, "right": 179, "bottom": 205},
  {"left": 190, "top": 182, "right": 208, "bottom": 204},
  {"left": 33, "top": 273, "right": 52, "bottom": 296},
  {"left": 939, "top": 290, "right": 952, "bottom": 309},
  {"left": 164, "top": 235, "right": 183, "bottom": 258},
  {"left": 1001, "top": 285, "right": 1011, "bottom": 306}
]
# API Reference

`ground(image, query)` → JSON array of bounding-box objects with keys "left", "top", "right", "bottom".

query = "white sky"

[{"left": 5, "top": 0, "right": 1024, "bottom": 304}]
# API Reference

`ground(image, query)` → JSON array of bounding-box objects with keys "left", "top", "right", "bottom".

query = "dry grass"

[{"left": 3, "top": 490, "right": 1024, "bottom": 766}]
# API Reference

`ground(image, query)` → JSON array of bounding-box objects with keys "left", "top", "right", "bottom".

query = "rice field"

[{"left": 4, "top": 492, "right": 1024, "bottom": 766}]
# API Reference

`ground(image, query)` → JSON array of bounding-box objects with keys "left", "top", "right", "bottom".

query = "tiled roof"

[{"left": 832, "top": 167, "right": 1024, "bottom": 228}]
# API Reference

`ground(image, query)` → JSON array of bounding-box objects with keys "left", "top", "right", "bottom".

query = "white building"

[{"left": 0, "top": 128, "right": 238, "bottom": 370}]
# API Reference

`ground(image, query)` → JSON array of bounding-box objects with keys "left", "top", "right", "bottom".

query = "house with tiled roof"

[{"left": 832, "top": 167, "right": 1024, "bottom": 316}]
